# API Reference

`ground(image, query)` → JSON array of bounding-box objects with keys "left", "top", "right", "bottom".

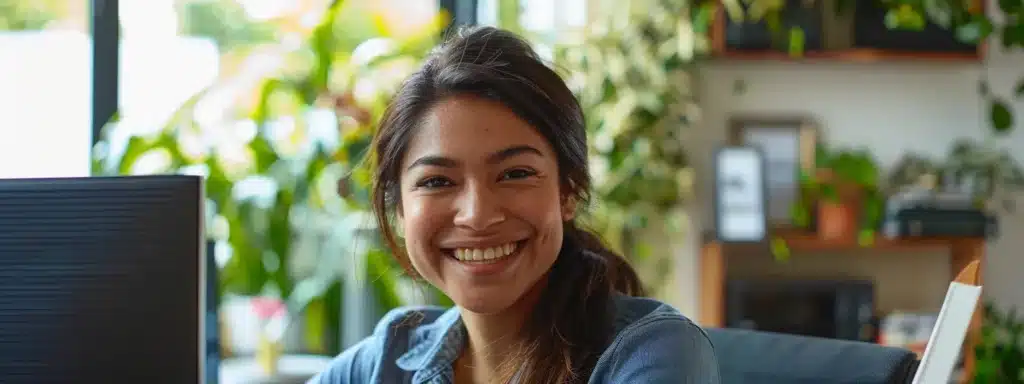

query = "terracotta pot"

[{"left": 817, "top": 200, "right": 857, "bottom": 241}]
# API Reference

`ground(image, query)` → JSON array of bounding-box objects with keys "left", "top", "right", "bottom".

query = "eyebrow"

[{"left": 406, "top": 145, "right": 543, "bottom": 170}]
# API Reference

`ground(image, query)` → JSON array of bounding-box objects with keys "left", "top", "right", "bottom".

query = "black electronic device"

[
  {"left": 726, "top": 279, "right": 876, "bottom": 343},
  {"left": 882, "top": 209, "right": 997, "bottom": 239},
  {"left": 881, "top": 190, "right": 998, "bottom": 239},
  {"left": 0, "top": 175, "right": 205, "bottom": 384}
]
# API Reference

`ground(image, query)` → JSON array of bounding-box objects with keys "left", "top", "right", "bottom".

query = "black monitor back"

[{"left": 0, "top": 175, "right": 203, "bottom": 384}]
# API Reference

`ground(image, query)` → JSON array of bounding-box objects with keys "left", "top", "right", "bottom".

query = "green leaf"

[
  {"left": 998, "top": 0, "right": 1023, "bottom": 13},
  {"left": 857, "top": 229, "right": 875, "bottom": 247},
  {"left": 885, "top": 5, "right": 926, "bottom": 30},
  {"left": 633, "top": 242, "right": 654, "bottom": 261},
  {"left": 791, "top": 203, "right": 811, "bottom": 228},
  {"left": 770, "top": 238, "right": 790, "bottom": 262},
  {"left": 1016, "top": 79, "right": 1024, "bottom": 98},
  {"left": 692, "top": 2, "right": 716, "bottom": 34},
  {"left": 955, "top": 16, "right": 994, "bottom": 44},
  {"left": 116, "top": 136, "right": 155, "bottom": 175},
  {"left": 1002, "top": 22, "right": 1024, "bottom": 49},
  {"left": 990, "top": 99, "right": 1015, "bottom": 134},
  {"left": 788, "top": 27, "right": 805, "bottom": 56}
]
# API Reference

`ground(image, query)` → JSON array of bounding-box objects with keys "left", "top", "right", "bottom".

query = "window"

[
  {"left": 476, "top": 0, "right": 588, "bottom": 59},
  {"left": 477, "top": 0, "right": 587, "bottom": 32},
  {"left": 0, "top": 2, "right": 91, "bottom": 178}
]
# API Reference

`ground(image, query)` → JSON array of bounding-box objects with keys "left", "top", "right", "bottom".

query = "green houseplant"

[
  {"left": 885, "top": 0, "right": 1024, "bottom": 135},
  {"left": 551, "top": 0, "right": 714, "bottom": 297},
  {"left": 889, "top": 138, "right": 1024, "bottom": 211},
  {"left": 773, "top": 146, "right": 884, "bottom": 260},
  {"left": 975, "top": 303, "right": 1024, "bottom": 383},
  {"left": 723, "top": 0, "right": 1023, "bottom": 135},
  {"left": 92, "top": 0, "right": 448, "bottom": 356}
]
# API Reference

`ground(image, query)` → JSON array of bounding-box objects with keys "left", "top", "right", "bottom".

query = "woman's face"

[{"left": 397, "top": 95, "right": 573, "bottom": 314}]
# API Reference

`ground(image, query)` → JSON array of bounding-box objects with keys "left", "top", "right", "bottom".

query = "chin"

[{"left": 452, "top": 290, "right": 521, "bottom": 315}]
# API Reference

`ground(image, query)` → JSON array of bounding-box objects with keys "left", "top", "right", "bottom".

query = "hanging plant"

[{"left": 551, "top": 0, "right": 715, "bottom": 294}]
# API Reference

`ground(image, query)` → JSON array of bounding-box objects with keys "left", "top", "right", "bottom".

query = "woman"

[{"left": 311, "top": 26, "right": 719, "bottom": 384}]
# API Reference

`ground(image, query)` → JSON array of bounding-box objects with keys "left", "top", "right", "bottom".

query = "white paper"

[
  {"left": 715, "top": 148, "right": 766, "bottom": 242},
  {"left": 911, "top": 282, "right": 983, "bottom": 384}
]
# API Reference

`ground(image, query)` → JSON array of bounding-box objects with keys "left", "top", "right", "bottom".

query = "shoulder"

[
  {"left": 591, "top": 295, "right": 721, "bottom": 383},
  {"left": 306, "top": 305, "right": 451, "bottom": 384}
]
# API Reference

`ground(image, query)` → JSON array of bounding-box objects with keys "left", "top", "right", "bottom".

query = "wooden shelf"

[
  {"left": 708, "top": 2, "right": 986, "bottom": 64},
  {"left": 759, "top": 229, "right": 983, "bottom": 251},
  {"left": 699, "top": 231, "right": 986, "bottom": 383},
  {"left": 715, "top": 48, "right": 981, "bottom": 63}
]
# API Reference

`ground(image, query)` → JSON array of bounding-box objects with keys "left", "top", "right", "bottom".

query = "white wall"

[{"left": 675, "top": 11, "right": 1024, "bottom": 319}]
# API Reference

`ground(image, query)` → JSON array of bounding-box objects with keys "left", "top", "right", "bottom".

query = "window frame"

[{"left": 90, "top": 0, "right": 119, "bottom": 156}]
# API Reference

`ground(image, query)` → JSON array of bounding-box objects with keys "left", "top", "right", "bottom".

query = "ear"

[{"left": 561, "top": 194, "right": 577, "bottom": 221}]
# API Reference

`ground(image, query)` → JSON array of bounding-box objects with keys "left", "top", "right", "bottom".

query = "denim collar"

[{"left": 395, "top": 306, "right": 466, "bottom": 383}]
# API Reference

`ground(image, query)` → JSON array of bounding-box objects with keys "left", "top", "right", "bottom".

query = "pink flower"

[{"left": 251, "top": 297, "right": 286, "bottom": 320}]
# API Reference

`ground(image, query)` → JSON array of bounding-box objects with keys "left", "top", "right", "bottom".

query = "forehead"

[{"left": 402, "top": 96, "right": 553, "bottom": 164}]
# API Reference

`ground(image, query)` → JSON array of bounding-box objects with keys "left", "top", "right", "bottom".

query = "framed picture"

[
  {"left": 727, "top": 115, "right": 819, "bottom": 227},
  {"left": 712, "top": 146, "right": 768, "bottom": 243}
]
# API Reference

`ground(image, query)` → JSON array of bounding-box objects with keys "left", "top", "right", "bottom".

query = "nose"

[{"left": 453, "top": 181, "right": 505, "bottom": 230}]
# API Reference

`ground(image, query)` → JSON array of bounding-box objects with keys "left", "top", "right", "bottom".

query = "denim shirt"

[{"left": 307, "top": 293, "right": 720, "bottom": 384}]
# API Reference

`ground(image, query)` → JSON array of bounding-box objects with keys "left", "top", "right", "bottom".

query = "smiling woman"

[{"left": 308, "top": 26, "right": 720, "bottom": 384}]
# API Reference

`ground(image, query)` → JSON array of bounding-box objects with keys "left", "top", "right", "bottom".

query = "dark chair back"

[{"left": 706, "top": 327, "right": 918, "bottom": 384}]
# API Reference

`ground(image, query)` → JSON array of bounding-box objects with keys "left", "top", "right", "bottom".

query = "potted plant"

[
  {"left": 792, "top": 146, "right": 885, "bottom": 244},
  {"left": 888, "top": 138, "right": 1024, "bottom": 212},
  {"left": 974, "top": 303, "right": 1024, "bottom": 383}
]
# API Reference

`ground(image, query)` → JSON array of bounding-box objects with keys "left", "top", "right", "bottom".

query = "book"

[{"left": 911, "top": 282, "right": 983, "bottom": 384}]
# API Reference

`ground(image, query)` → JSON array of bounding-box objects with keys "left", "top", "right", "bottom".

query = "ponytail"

[
  {"left": 563, "top": 222, "right": 646, "bottom": 297},
  {"left": 493, "top": 222, "right": 645, "bottom": 383}
]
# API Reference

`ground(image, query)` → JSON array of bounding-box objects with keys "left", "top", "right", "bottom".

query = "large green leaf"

[{"left": 991, "top": 99, "right": 1015, "bottom": 134}]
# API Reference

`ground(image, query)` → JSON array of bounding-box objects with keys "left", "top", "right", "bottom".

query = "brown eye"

[
  {"left": 416, "top": 176, "right": 454, "bottom": 189},
  {"left": 500, "top": 168, "right": 537, "bottom": 181}
]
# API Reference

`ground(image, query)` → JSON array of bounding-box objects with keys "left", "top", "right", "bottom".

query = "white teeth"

[{"left": 452, "top": 242, "right": 518, "bottom": 262}]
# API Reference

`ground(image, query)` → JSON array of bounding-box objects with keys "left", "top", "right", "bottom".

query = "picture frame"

[
  {"left": 712, "top": 145, "right": 768, "bottom": 243},
  {"left": 727, "top": 115, "right": 819, "bottom": 228}
]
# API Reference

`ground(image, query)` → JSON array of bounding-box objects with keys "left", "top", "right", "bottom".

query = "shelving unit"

[
  {"left": 698, "top": 230, "right": 986, "bottom": 383},
  {"left": 714, "top": 48, "right": 981, "bottom": 63},
  {"left": 707, "top": 1, "right": 986, "bottom": 63}
]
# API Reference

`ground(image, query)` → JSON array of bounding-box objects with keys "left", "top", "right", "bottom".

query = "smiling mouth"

[{"left": 443, "top": 239, "right": 527, "bottom": 263}]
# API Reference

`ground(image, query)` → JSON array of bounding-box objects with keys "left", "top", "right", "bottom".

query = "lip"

[{"left": 443, "top": 239, "right": 527, "bottom": 276}]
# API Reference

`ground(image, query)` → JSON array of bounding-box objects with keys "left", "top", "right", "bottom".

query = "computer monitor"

[{"left": 0, "top": 175, "right": 205, "bottom": 384}]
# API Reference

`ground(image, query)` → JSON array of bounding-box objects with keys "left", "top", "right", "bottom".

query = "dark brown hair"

[{"left": 370, "top": 25, "right": 645, "bottom": 383}]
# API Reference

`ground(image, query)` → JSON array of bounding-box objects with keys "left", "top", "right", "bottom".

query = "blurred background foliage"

[
  {"left": 551, "top": 0, "right": 711, "bottom": 297},
  {"left": 92, "top": 0, "right": 450, "bottom": 355}
]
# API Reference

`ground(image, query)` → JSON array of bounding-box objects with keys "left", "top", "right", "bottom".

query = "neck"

[{"left": 454, "top": 279, "right": 546, "bottom": 384}]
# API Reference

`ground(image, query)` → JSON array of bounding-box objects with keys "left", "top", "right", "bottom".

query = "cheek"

[
  {"left": 399, "top": 197, "right": 447, "bottom": 259},
  {"left": 507, "top": 188, "right": 565, "bottom": 244}
]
